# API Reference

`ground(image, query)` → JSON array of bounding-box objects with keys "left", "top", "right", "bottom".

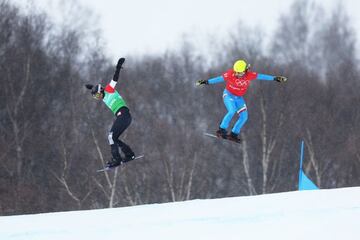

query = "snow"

[{"left": 1, "top": 187, "right": 359, "bottom": 240}]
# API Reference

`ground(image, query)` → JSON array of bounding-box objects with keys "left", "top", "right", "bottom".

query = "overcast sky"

[{"left": 12, "top": 0, "right": 360, "bottom": 60}]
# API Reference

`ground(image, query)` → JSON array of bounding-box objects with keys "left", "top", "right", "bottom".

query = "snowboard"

[
  {"left": 96, "top": 155, "right": 144, "bottom": 172},
  {"left": 204, "top": 132, "right": 241, "bottom": 144}
]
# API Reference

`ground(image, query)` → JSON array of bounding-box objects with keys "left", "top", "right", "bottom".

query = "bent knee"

[
  {"left": 108, "top": 132, "right": 115, "bottom": 145},
  {"left": 227, "top": 109, "right": 237, "bottom": 117},
  {"left": 238, "top": 109, "right": 248, "bottom": 120}
]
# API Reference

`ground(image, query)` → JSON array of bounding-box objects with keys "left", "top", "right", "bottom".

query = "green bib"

[{"left": 103, "top": 90, "right": 127, "bottom": 115}]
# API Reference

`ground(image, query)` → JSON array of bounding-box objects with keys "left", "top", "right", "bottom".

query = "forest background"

[{"left": 0, "top": 0, "right": 359, "bottom": 215}]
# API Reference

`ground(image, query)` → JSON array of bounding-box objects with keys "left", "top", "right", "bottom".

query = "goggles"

[
  {"left": 234, "top": 64, "right": 251, "bottom": 77},
  {"left": 91, "top": 83, "right": 103, "bottom": 99},
  {"left": 92, "top": 92, "right": 103, "bottom": 99},
  {"left": 234, "top": 71, "right": 245, "bottom": 77}
]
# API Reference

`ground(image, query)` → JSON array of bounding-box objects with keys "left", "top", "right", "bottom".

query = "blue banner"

[
  {"left": 299, "top": 170, "right": 319, "bottom": 190},
  {"left": 298, "top": 141, "right": 319, "bottom": 190}
]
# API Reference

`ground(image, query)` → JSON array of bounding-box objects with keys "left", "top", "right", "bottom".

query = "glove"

[
  {"left": 113, "top": 58, "right": 125, "bottom": 82},
  {"left": 196, "top": 80, "right": 208, "bottom": 86},
  {"left": 274, "top": 76, "right": 287, "bottom": 83},
  {"left": 85, "top": 84, "right": 94, "bottom": 90},
  {"left": 116, "top": 58, "right": 125, "bottom": 70}
]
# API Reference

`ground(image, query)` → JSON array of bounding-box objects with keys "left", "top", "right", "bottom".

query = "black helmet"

[{"left": 91, "top": 84, "right": 103, "bottom": 94}]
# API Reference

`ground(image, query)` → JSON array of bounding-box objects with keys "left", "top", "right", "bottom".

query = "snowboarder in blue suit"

[{"left": 197, "top": 59, "right": 287, "bottom": 143}]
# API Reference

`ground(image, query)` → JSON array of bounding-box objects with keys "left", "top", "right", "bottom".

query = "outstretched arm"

[
  {"left": 196, "top": 76, "right": 224, "bottom": 86},
  {"left": 256, "top": 73, "right": 275, "bottom": 81},
  {"left": 113, "top": 58, "right": 124, "bottom": 82},
  {"left": 109, "top": 58, "right": 125, "bottom": 88},
  {"left": 257, "top": 73, "right": 287, "bottom": 83},
  {"left": 208, "top": 76, "right": 225, "bottom": 84}
]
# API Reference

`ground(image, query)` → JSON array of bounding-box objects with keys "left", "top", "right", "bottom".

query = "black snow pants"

[{"left": 108, "top": 107, "right": 134, "bottom": 161}]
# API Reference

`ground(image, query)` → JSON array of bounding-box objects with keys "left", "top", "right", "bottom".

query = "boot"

[
  {"left": 216, "top": 128, "right": 227, "bottom": 139},
  {"left": 227, "top": 132, "right": 241, "bottom": 143},
  {"left": 106, "top": 158, "right": 122, "bottom": 168},
  {"left": 123, "top": 154, "right": 135, "bottom": 163}
]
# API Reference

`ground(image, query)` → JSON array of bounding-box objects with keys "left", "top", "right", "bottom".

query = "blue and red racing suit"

[{"left": 207, "top": 69, "right": 275, "bottom": 135}]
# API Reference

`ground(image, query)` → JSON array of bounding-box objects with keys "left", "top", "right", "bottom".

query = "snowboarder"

[
  {"left": 196, "top": 59, "right": 287, "bottom": 143},
  {"left": 85, "top": 57, "right": 135, "bottom": 168}
]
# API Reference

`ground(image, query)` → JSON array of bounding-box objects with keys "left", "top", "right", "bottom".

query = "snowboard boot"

[
  {"left": 216, "top": 128, "right": 227, "bottom": 139},
  {"left": 227, "top": 132, "right": 241, "bottom": 143},
  {"left": 123, "top": 154, "right": 135, "bottom": 163},
  {"left": 106, "top": 157, "right": 122, "bottom": 168}
]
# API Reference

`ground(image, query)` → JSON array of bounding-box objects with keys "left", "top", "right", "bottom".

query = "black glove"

[
  {"left": 274, "top": 76, "right": 287, "bottom": 83},
  {"left": 85, "top": 84, "right": 94, "bottom": 90},
  {"left": 196, "top": 80, "right": 208, "bottom": 86},
  {"left": 116, "top": 58, "right": 125, "bottom": 70},
  {"left": 113, "top": 58, "right": 125, "bottom": 82}
]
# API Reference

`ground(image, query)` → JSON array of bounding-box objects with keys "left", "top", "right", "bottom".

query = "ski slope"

[{"left": 1, "top": 187, "right": 359, "bottom": 240}]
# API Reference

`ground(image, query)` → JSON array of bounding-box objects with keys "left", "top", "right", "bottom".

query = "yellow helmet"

[{"left": 233, "top": 59, "right": 247, "bottom": 73}]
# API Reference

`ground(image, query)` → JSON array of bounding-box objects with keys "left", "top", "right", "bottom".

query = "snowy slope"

[{"left": 1, "top": 187, "right": 359, "bottom": 240}]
